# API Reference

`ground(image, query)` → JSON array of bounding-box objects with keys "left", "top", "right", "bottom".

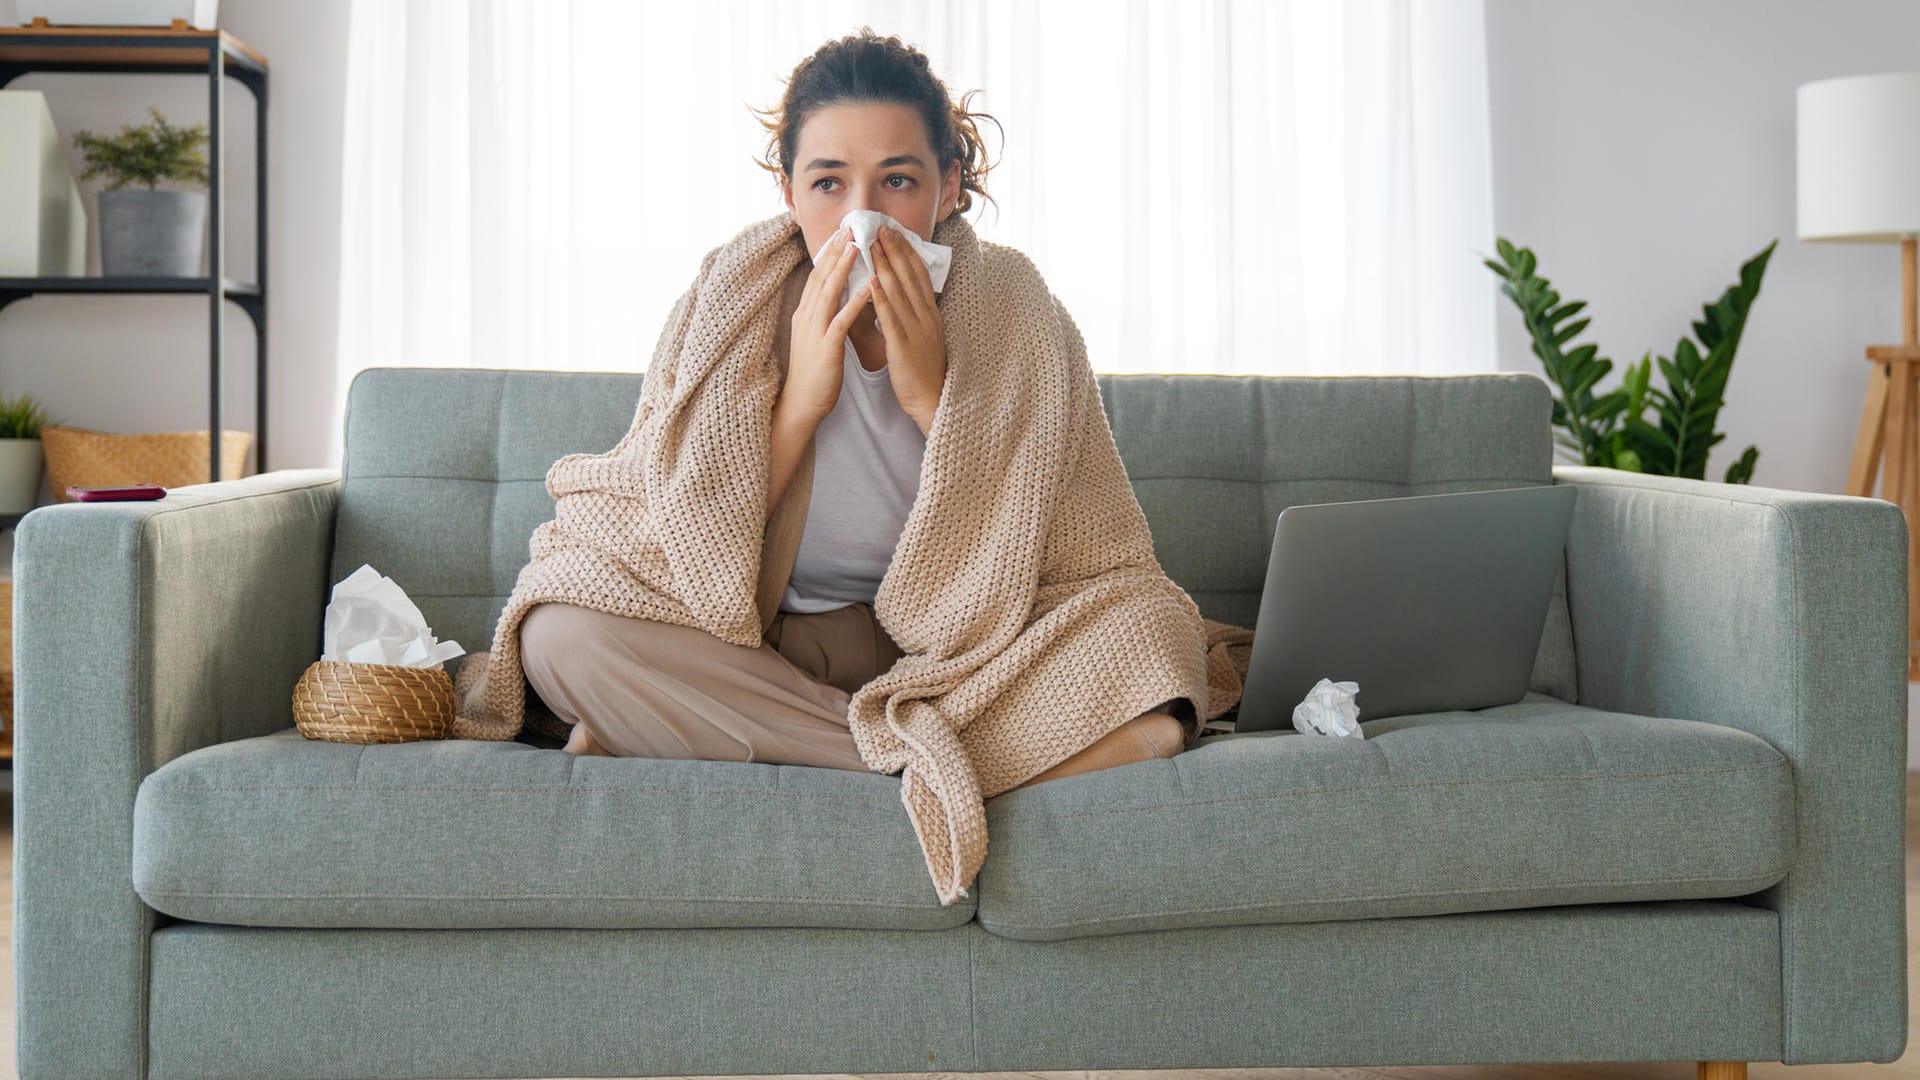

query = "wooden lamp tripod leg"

[
  {"left": 1909, "top": 238, "right": 1920, "bottom": 679},
  {"left": 1846, "top": 361, "right": 1890, "bottom": 497},
  {"left": 1852, "top": 237, "right": 1920, "bottom": 679},
  {"left": 1908, "top": 365, "right": 1920, "bottom": 680},
  {"left": 1885, "top": 361, "right": 1919, "bottom": 680}
]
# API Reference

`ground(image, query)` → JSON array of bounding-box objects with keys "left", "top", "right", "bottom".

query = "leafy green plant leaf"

[
  {"left": 1724, "top": 445, "right": 1759, "bottom": 485},
  {"left": 0, "top": 394, "right": 55, "bottom": 439},
  {"left": 73, "top": 106, "right": 210, "bottom": 191},
  {"left": 1485, "top": 236, "right": 1773, "bottom": 485}
]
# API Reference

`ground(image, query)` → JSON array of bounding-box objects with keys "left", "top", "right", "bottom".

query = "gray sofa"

[{"left": 13, "top": 366, "right": 1908, "bottom": 1080}]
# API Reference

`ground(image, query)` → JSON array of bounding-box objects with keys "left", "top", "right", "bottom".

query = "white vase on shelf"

[
  {"left": 0, "top": 438, "right": 43, "bottom": 515},
  {"left": 15, "top": 1, "right": 217, "bottom": 29},
  {"left": 0, "top": 90, "right": 85, "bottom": 276}
]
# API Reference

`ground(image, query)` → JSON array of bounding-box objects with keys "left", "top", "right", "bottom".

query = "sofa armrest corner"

[
  {"left": 1554, "top": 464, "right": 1907, "bottom": 1065},
  {"left": 12, "top": 467, "right": 340, "bottom": 1080}
]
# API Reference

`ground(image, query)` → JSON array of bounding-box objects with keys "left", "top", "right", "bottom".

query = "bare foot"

[
  {"left": 562, "top": 721, "right": 614, "bottom": 756},
  {"left": 1008, "top": 709, "right": 1183, "bottom": 791}
]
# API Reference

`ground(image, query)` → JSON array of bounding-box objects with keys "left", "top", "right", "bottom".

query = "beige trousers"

[
  {"left": 520, "top": 600, "right": 901, "bottom": 771},
  {"left": 518, "top": 600, "right": 1188, "bottom": 782}
]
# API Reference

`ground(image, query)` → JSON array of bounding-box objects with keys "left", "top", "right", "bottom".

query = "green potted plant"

[
  {"left": 72, "top": 106, "right": 211, "bottom": 277},
  {"left": 1483, "top": 238, "right": 1775, "bottom": 484},
  {"left": 0, "top": 393, "right": 55, "bottom": 515}
]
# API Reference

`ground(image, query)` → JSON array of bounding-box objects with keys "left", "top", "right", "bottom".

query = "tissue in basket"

[{"left": 292, "top": 564, "right": 466, "bottom": 744}]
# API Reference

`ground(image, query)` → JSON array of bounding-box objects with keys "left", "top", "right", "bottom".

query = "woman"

[{"left": 513, "top": 29, "right": 1191, "bottom": 789}]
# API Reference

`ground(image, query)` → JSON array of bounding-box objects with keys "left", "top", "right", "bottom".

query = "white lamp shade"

[{"left": 1798, "top": 71, "right": 1920, "bottom": 242}]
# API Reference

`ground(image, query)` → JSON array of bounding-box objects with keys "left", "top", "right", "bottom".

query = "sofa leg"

[{"left": 1697, "top": 1063, "right": 1746, "bottom": 1080}]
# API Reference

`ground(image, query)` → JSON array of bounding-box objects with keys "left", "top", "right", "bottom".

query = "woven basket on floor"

[
  {"left": 292, "top": 660, "right": 454, "bottom": 744},
  {"left": 43, "top": 425, "right": 252, "bottom": 500}
]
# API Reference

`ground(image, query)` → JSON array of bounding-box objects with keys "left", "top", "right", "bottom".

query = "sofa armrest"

[
  {"left": 1555, "top": 464, "right": 1907, "bottom": 1065},
  {"left": 12, "top": 468, "right": 340, "bottom": 1080}
]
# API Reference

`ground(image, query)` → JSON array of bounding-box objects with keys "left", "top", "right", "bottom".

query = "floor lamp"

[{"left": 1799, "top": 71, "right": 1920, "bottom": 679}]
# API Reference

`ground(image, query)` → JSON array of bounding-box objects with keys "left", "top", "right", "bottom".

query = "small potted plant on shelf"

[
  {"left": 72, "top": 106, "right": 211, "bottom": 277},
  {"left": 0, "top": 393, "right": 53, "bottom": 515}
]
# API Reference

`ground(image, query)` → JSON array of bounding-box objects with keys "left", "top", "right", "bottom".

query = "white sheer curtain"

[{"left": 334, "top": 0, "right": 1494, "bottom": 463}]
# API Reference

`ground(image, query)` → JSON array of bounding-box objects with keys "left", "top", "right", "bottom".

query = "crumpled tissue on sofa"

[{"left": 1292, "top": 677, "right": 1364, "bottom": 738}]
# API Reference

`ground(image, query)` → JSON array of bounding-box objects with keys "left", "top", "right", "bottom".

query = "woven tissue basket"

[
  {"left": 292, "top": 660, "right": 454, "bottom": 744},
  {"left": 43, "top": 425, "right": 252, "bottom": 499}
]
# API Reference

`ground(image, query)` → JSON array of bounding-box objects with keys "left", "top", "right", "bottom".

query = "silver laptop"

[{"left": 1231, "top": 484, "right": 1578, "bottom": 732}]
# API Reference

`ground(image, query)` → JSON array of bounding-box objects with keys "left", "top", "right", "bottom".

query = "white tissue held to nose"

[
  {"left": 813, "top": 208, "right": 954, "bottom": 309},
  {"left": 1292, "top": 677, "right": 1365, "bottom": 739},
  {"left": 320, "top": 563, "right": 466, "bottom": 669}
]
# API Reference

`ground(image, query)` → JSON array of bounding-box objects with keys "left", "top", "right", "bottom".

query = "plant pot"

[
  {"left": 0, "top": 438, "right": 44, "bottom": 515},
  {"left": 16, "top": 0, "right": 217, "bottom": 28},
  {"left": 98, "top": 188, "right": 206, "bottom": 277}
]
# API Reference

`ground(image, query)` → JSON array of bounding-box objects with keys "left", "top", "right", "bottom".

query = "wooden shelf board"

[
  {"left": 0, "top": 23, "right": 266, "bottom": 69},
  {"left": 0, "top": 276, "right": 259, "bottom": 297}
]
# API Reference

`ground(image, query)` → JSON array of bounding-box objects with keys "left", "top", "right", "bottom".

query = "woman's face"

[{"left": 782, "top": 101, "right": 962, "bottom": 262}]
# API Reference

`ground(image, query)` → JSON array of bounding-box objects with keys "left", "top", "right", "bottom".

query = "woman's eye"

[{"left": 811, "top": 176, "right": 912, "bottom": 192}]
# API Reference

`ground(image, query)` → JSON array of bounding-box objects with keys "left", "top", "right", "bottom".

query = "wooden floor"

[{"left": 0, "top": 777, "right": 1912, "bottom": 1080}]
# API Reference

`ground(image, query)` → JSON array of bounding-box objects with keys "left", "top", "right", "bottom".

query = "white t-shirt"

[{"left": 778, "top": 337, "right": 927, "bottom": 614}]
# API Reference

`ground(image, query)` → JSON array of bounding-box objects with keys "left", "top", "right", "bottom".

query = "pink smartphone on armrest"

[{"left": 68, "top": 484, "right": 167, "bottom": 502}]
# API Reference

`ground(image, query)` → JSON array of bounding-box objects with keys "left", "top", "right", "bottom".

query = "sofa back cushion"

[{"left": 332, "top": 367, "right": 1575, "bottom": 703}]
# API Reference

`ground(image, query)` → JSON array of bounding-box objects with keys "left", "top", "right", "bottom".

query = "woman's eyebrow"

[{"left": 803, "top": 154, "right": 927, "bottom": 172}]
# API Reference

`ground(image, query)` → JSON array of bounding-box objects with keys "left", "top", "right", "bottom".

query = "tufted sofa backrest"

[{"left": 332, "top": 367, "right": 1573, "bottom": 700}]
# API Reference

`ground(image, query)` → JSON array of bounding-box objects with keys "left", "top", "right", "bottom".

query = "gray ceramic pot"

[{"left": 98, "top": 189, "right": 207, "bottom": 277}]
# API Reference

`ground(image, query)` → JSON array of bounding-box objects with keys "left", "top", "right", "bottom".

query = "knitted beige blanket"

[{"left": 452, "top": 208, "right": 1255, "bottom": 905}]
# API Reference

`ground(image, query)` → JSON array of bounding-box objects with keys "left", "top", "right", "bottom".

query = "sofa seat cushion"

[
  {"left": 974, "top": 698, "right": 1794, "bottom": 941},
  {"left": 132, "top": 727, "right": 974, "bottom": 930}
]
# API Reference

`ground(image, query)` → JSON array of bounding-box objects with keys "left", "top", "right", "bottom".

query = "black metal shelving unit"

[{"left": 0, "top": 22, "right": 268, "bottom": 482}]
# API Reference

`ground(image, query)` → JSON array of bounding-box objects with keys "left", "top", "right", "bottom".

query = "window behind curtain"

[{"left": 334, "top": 0, "right": 1495, "bottom": 462}]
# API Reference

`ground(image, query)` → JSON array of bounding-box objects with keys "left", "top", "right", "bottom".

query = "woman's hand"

[
  {"left": 781, "top": 224, "right": 873, "bottom": 422},
  {"left": 870, "top": 225, "right": 948, "bottom": 437}
]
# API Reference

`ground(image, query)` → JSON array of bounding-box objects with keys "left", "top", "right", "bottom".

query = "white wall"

[
  {"left": 1484, "top": 0, "right": 1920, "bottom": 766},
  {"left": 1486, "top": 0, "right": 1917, "bottom": 492}
]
